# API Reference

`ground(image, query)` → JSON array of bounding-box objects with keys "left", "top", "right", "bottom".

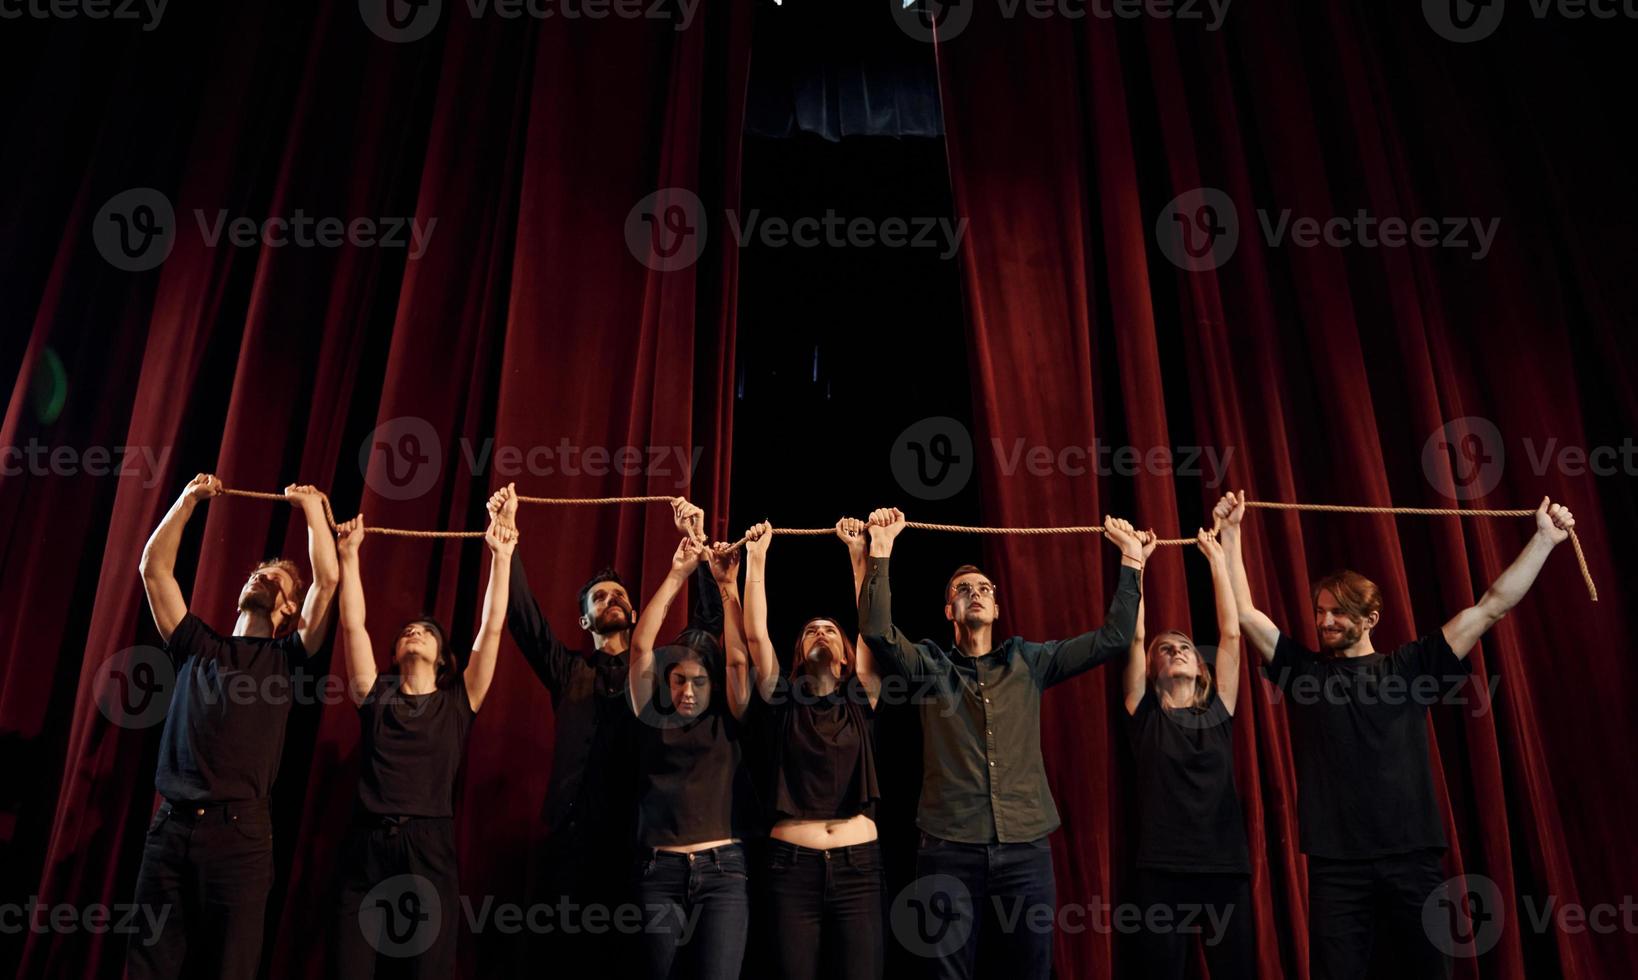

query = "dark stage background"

[{"left": 3, "top": 1, "right": 1636, "bottom": 978}]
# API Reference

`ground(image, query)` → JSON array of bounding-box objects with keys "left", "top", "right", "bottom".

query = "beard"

[
  {"left": 593, "top": 605, "right": 631, "bottom": 635},
  {"left": 238, "top": 584, "right": 276, "bottom": 614},
  {"left": 1318, "top": 623, "right": 1362, "bottom": 651}
]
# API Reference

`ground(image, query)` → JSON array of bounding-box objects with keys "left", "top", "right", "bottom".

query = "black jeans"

[
  {"left": 332, "top": 816, "right": 460, "bottom": 980},
  {"left": 908, "top": 832, "right": 1055, "bottom": 980},
  {"left": 1131, "top": 869, "right": 1255, "bottom": 980},
  {"left": 1308, "top": 848, "right": 1451, "bottom": 980},
  {"left": 764, "top": 839, "right": 885, "bottom": 980},
  {"left": 634, "top": 844, "right": 750, "bottom": 980},
  {"left": 127, "top": 799, "right": 275, "bottom": 980}
]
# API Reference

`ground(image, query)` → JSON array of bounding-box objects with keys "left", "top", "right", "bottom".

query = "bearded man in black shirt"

[
  {"left": 1216, "top": 490, "right": 1576, "bottom": 980},
  {"left": 129, "top": 473, "right": 339, "bottom": 980}
]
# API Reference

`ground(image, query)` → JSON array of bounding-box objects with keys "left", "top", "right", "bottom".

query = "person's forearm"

[
  {"left": 859, "top": 557, "right": 895, "bottom": 637},
  {"left": 1479, "top": 532, "right": 1557, "bottom": 616},
  {"left": 140, "top": 493, "right": 196, "bottom": 578},
  {"left": 465, "top": 552, "right": 511, "bottom": 707},
  {"left": 303, "top": 501, "right": 340, "bottom": 589},
  {"left": 1209, "top": 559, "right": 1240, "bottom": 642},
  {"left": 337, "top": 553, "right": 375, "bottom": 696},
  {"left": 633, "top": 571, "right": 687, "bottom": 654}
]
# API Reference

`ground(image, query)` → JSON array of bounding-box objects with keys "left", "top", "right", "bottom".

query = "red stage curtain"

[
  {"left": 0, "top": 3, "right": 748, "bottom": 977},
  {"left": 933, "top": 2, "right": 1636, "bottom": 978}
]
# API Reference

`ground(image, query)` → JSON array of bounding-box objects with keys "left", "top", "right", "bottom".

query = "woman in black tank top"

[
  {"left": 741, "top": 519, "right": 885, "bottom": 980},
  {"left": 1119, "top": 526, "right": 1254, "bottom": 980},
  {"left": 329, "top": 489, "right": 518, "bottom": 979}
]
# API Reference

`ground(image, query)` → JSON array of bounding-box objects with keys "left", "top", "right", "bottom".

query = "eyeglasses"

[{"left": 951, "top": 583, "right": 995, "bottom": 599}]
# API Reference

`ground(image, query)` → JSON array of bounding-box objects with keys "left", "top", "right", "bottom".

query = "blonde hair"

[{"left": 1146, "top": 630, "right": 1214, "bottom": 710}]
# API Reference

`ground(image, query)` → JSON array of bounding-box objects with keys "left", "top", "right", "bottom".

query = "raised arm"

[
  {"left": 1442, "top": 498, "right": 1575, "bottom": 659},
  {"left": 837, "top": 517, "right": 880, "bottom": 706},
  {"left": 486, "top": 484, "right": 571, "bottom": 693},
  {"left": 285, "top": 484, "right": 339, "bottom": 655},
  {"left": 858, "top": 507, "right": 937, "bottom": 678},
  {"left": 466, "top": 489, "right": 519, "bottom": 711},
  {"left": 708, "top": 540, "right": 751, "bottom": 720},
  {"left": 335, "top": 515, "right": 376, "bottom": 705},
  {"left": 628, "top": 537, "right": 705, "bottom": 715},
  {"left": 1122, "top": 530, "right": 1158, "bottom": 715},
  {"left": 742, "top": 522, "right": 780, "bottom": 702},
  {"left": 1214, "top": 491, "right": 1279, "bottom": 664},
  {"left": 1196, "top": 526, "right": 1243, "bottom": 714},
  {"left": 1034, "top": 516, "right": 1144, "bottom": 688},
  {"left": 139, "top": 473, "right": 219, "bottom": 643}
]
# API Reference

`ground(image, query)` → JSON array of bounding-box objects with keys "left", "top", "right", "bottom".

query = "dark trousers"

[
  {"left": 332, "top": 816, "right": 460, "bottom": 980},
  {"left": 764, "top": 839, "right": 885, "bottom": 980},
  {"left": 528, "top": 827, "right": 641, "bottom": 977},
  {"left": 910, "top": 832, "right": 1055, "bottom": 980},
  {"left": 634, "top": 844, "right": 751, "bottom": 980},
  {"left": 1308, "top": 848, "right": 1451, "bottom": 980},
  {"left": 1131, "top": 869, "right": 1255, "bottom": 980},
  {"left": 127, "top": 799, "right": 275, "bottom": 980}
]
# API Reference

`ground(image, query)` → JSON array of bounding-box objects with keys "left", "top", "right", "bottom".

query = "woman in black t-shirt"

[
  {"left": 1119, "top": 526, "right": 1254, "bottom": 980},
  {"left": 627, "top": 535, "right": 755, "bottom": 980},
  {"left": 741, "top": 519, "right": 884, "bottom": 980},
  {"left": 328, "top": 490, "right": 518, "bottom": 979}
]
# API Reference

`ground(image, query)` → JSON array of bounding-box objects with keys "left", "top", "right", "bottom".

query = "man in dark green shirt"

[{"left": 858, "top": 507, "right": 1145, "bottom": 980}]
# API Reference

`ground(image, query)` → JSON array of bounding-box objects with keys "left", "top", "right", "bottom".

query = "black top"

[
  {"left": 155, "top": 613, "right": 308, "bottom": 803},
  {"left": 356, "top": 675, "right": 476, "bottom": 818},
  {"left": 758, "top": 673, "right": 880, "bottom": 823},
  {"left": 635, "top": 696, "right": 751, "bottom": 849},
  {"left": 506, "top": 552, "right": 722, "bottom": 847},
  {"left": 1265, "top": 631, "right": 1471, "bottom": 859},
  {"left": 1127, "top": 690, "right": 1249, "bottom": 874},
  {"left": 859, "top": 557, "right": 1141, "bottom": 844}
]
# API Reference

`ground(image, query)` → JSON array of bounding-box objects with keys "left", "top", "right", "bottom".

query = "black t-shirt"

[
  {"left": 756, "top": 674, "right": 881, "bottom": 824},
  {"left": 356, "top": 675, "right": 476, "bottom": 818},
  {"left": 635, "top": 697, "right": 752, "bottom": 849},
  {"left": 1126, "top": 690, "right": 1249, "bottom": 874},
  {"left": 155, "top": 613, "right": 308, "bottom": 803},
  {"left": 1266, "top": 631, "right": 1472, "bottom": 859}
]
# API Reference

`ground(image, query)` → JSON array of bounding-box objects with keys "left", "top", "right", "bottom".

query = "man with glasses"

[
  {"left": 129, "top": 474, "right": 340, "bottom": 980},
  {"left": 857, "top": 506, "right": 1145, "bottom": 979}
]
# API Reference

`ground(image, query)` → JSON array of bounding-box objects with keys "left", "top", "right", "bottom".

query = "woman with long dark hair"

[
  {"left": 329, "top": 486, "right": 518, "bottom": 978},
  {"left": 626, "top": 535, "right": 755, "bottom": 980},
  {"left": 741, "top": 518, "right": 884, "bottom": 980},
  {"left": 1120, "top": 526, "right": 1254, "bottom": 980}
]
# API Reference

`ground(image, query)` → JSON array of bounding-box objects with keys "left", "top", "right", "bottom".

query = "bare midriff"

[{"left": 770, "top": 813, "right": 877, "bottom": 850}]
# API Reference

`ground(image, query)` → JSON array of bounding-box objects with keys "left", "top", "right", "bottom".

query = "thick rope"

[{"left": 215, "top": 487, "right": 1597, "bottom": 600}]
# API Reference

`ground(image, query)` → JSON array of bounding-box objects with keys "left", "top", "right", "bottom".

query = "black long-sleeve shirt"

[
  {"left": 507, "top": 551, "right": 721, "bottom": 845},
  {"left": 858, "top": 556, "right": 1140, "bottom": 843}
]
